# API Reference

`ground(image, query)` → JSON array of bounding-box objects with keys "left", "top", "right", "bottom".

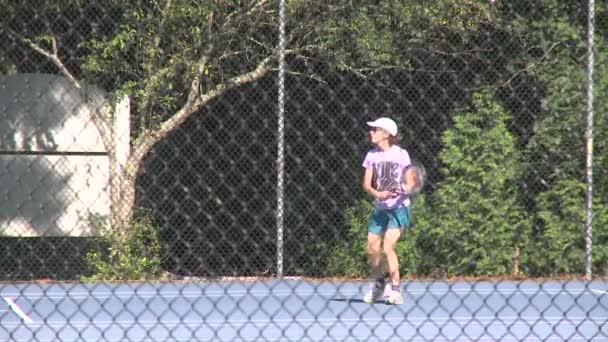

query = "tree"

[
  {"left": 500, "top": 0, "right": 608, "bottom": 274},
  {"left": 4, "top": 0, "right": 503, "bottom": 233},
  {"left": 417, "top": 91, "right": 529, "bottom": 276},
  {"left": 531, "top": 179, "right": 608, "bottom": 276}
]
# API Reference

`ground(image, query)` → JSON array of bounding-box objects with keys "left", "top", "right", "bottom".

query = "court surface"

[{"left": 1, "top": 279, "right": 607, "bottom": 341}]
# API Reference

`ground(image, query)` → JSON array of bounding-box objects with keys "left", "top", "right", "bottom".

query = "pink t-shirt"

[{"left": 362, "top": 145, "right": 412, "bottom": 209}]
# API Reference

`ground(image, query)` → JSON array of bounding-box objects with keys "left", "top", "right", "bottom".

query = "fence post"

[
  {"left": 584, "top": 0, "right": 595, "bottom": 281},
  {"left": 276, "top": 0, "right": 287, "bottom": 278}
]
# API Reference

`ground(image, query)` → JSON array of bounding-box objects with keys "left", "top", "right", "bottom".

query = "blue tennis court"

[{"left": 1, "top": 279, "right": 607, "bottom": 341}]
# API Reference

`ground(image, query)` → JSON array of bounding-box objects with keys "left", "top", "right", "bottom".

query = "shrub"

[{"left": 83, "top": 213, "right": 165, "bottom": 281}]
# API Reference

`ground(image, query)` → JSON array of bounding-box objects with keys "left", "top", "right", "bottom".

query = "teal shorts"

[{"left": 367, "top": 206, "right": 412, "bottom": 235}]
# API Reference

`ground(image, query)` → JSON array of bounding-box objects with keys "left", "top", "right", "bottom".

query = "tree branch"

[
  {"left": 467, "top": 41, "right": 564, "bottom": 91},
  {"left": 10, "top": 29, "right": 82, "bottom": 90},
  {"left": 248, "top": 37, "right": 274, "bottom": 53},
  {"left": 186, "top": 55, "right": 211, "bottom": 105},
  {"left": 6, "top": 29, "right": 114, "bottom": 150},
  {"left": 186, "top": 54, "right": 273, "bottom": 123},
  {"left": 149, "top": 1, "right": 275, "bottom": 144},
  {"left": 132, "top": 54, "right": 274, "bottom": 163},
  {"left": 285, "top": 70, "right": 328, "bottom": 85},
  {"left": 223, "top": 0, "right": 272, "bottom": 29}
]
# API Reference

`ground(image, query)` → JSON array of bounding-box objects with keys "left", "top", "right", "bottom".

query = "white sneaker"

[
  {"left": 383, "top": 283, "right": 391, "bottom": 299},
  {"left": 363, "top": 282, "right": 385, "bottom": 303},
  {"left": 385, "top": 290, "right": 404, "bottom": 305}
]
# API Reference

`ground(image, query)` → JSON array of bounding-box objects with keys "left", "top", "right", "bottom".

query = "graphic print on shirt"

[{"left": 372, "top": 161, "right": 402, "bottom": 192}]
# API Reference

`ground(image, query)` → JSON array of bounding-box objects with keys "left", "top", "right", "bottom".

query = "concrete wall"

[{"left": 0, "top": 73, "right": 128, "bottom": 237}]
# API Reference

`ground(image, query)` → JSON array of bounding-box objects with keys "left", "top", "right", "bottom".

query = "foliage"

[
  {"left": 3, "top": 0, "right": 608, "bottom": 279},
  {"left": 326, "top": 199, "right": 371, "bottom": 277},
  {"left": 313, "top": 0, "right": 496, "bottom": 71},
  {"left": 326, "top": 192, "right": 430, "bottom": 278},
  {"left": 84, "top": 213, "right": 165, "bottom": 281},
  {"left": 505, "top": 0, "right": 608, "bottom": 275},
  {"left": 416, "top": 91, "right": 529, "bottom": 277},
  {"left": 73, "top": 1, "right": 505, "bottom": 134},
  {"left": 529, "top": 179, "right": 608, "bottom": 276}
]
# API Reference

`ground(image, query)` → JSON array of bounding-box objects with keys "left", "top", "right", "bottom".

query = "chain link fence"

[{"left": 1, "top": 1, "right": 607, "bottom": 341}]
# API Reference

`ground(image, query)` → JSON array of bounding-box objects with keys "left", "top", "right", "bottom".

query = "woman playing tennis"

[{"left": 361, "top": 117, "right": 417, "bottom": 305}]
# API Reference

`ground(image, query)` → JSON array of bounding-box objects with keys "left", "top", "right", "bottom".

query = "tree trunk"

[
  {"left": 108, "top": 57, "right": 274, "bottom": 230},
  {"left": 15, "top": 33, "right": 274, "bottom": 234},
  {"left": 110, "top": 145, "right": 147, "bottom": 232},
  {"left": 111, "top": 168, "right": 137, "bottom": 233},
  {"left": 513, "top": 245, "right": 520, "bottom": 276}
]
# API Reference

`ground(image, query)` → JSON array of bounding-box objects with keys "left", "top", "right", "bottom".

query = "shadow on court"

[{"left": 330, "top": 298, "right": 385, "bottom": 304}]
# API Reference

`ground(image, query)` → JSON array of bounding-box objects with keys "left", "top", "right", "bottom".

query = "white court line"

[
  {"left": 590, "top": 289, "right": 607, "bottom": 295},
  {"left": 2, "top": 297, "right": 34, "bottom": 323},
  {"left": 0, "top": 288, "right": 602, "bottom": 299},
  {"left": 1, "top": 316, "right": 604, "bottom": 328}
]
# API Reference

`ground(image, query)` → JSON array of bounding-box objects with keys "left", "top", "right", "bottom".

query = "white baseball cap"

[{"left": 366, "top": 117, "right": 398, "bottom": 136}]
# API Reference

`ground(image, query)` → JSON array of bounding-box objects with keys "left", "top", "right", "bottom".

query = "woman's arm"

[
  {"left": 402, "top": 166, "right": 419, "bottom": 192},
  {"left": 363, "top": 167, "right": 393, "bottom": 200}
]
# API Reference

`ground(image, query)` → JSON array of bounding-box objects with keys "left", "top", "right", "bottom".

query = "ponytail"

[{"left": 388, "top": 133, "right": 401, "bottom": 146}]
